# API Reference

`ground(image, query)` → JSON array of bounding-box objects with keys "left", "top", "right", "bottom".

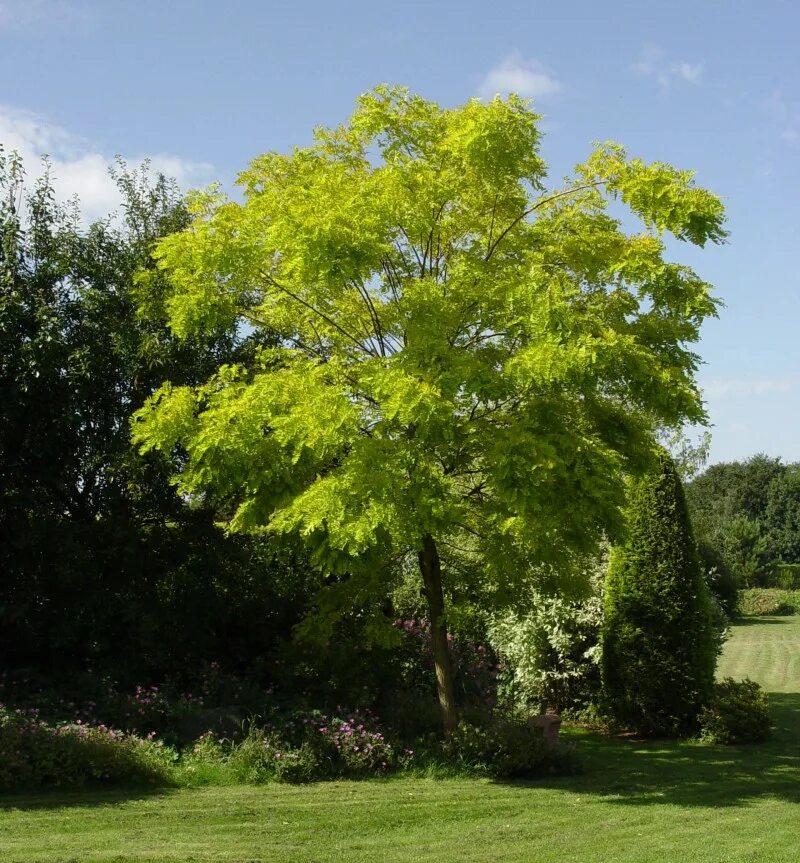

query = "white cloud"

[
  {"left": 478, "top": 52, "right": 561, "bottom": 100},
  {"left": 703, "top": 378, "right": 792, "bottom": 399},
  {"left": 0, "top": 105, "right": 213, "bottom": 223},
  {"left": 632, "top": 43, "right": 703, "bottom": 90}
]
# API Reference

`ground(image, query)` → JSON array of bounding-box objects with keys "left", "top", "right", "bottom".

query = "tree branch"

[
  {"left": 484, "top": 181, "right": 605, "bottom": 262},
  {"left": 351, "top": 278, "right": 387, "bottom": 357},
  {"left": 258, "top": 270, "right": 378, "bottom": 357}
]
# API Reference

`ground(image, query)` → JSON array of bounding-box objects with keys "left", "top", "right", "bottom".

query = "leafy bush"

[
  {"left": 602, "top": 451, "right": 716, "bottom": 736},
  {"left": 738, "top": 589, "right": 796, "bottom": 616},
  {"left": 699, "top": 678, "right": 771, "bottom": 744},
  {"left": 489, "top": 589, "right": 603, "bottom": 716},
  {"left": 0, "top": 664, "right": 264, "bottom": 747},
  {"left": 311, "top": 712, "right": 397, "bottom": 775},
  {"left": 391, "top": 617, "right": 500, "bottom": 707},
  {"left": 226, "top": 728, "right": 322, "bottom": 784},
  {"left": 697, "top": 539, "right": 739, "bottom": 617},
  {"left": 219, "top": 709, "right": 404, "bottom": 783},
  {"left": 0, "top": 707, "right": 175, "bottom": 791},
  {"left": 441, "top": 715, "right": 576, "bottom": 779}
]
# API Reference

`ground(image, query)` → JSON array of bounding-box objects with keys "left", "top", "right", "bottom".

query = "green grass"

[
  {"left": 2, "top": 618, "right": 799, "bottom": 862},
  {"left": 716, "top": 615, "right": 800, "bottom": 691}
]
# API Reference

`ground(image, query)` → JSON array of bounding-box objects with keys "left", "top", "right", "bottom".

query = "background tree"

[
  {"left": 685, "top": 455, "right": 800, "bottom": 587},
  {"left": 134, "top": 86, "right": 726, "bottom": 733},
  {"left": 760, "top": 465, "right": 800, "bottom": 572},
  {"left": 602, "top": 450, "right": 716, "bottom": 735}
]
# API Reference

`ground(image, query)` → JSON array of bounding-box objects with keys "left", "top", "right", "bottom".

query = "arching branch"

[{"left": 484, "top": 181, "right": 605, "bottom": 262}]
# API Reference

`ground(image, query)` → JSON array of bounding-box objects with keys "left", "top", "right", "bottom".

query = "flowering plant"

[{"left": 0, "top": 705, "right": 175, "bottom": 790}]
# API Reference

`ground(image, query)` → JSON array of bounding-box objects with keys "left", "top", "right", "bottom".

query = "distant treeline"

[{"left": 686, "top": 455, "right": 800, "bottom": 589}]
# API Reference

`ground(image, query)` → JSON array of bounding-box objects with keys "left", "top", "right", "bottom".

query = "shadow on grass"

[
  {"left": 514, "top": 692, "right": 800, "bottom": 808},
  {"left": 0, "top": 785, "right": 173, "bottom": 812},
  {"left": 731, "top": 616, "right": 794, "bottom": 626}
]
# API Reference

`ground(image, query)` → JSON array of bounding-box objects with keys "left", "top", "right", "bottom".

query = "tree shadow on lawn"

[
  {"left": 731, "top": 616, "right": 793, "bottom": 626},
  {"left": 0, "top": 785, "right": 173, "bottom": 812},
  {"left": 510, "top": 693, "right": 800, "bottom": 809}
]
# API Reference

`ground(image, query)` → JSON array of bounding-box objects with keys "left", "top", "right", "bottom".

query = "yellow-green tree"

[{"left": 133, "top": 86, "right": 725, "bottom": 733}]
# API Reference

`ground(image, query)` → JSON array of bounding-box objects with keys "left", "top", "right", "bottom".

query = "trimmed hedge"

[{"left": 738, "top": 589, "right": 799, "bottom": 616}]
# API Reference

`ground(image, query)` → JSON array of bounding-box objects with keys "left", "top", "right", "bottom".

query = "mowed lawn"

[{"left": 2, "top": 618, "right": 798, "bottom": 863}]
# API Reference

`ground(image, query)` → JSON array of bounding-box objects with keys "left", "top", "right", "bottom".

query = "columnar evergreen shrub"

[{"left": 602, "top": 450, "right": 716, "bottom": 735}]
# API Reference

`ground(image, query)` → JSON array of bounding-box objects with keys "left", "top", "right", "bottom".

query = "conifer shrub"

[{"left": 602, "top": 450, "right": 716, "bottom": 736}]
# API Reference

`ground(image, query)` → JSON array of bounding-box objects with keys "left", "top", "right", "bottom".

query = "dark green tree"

[
  {"left": 763, "top": 466, "right": 800, "bottom": 566},
  {"left": 685, "top": 454, "right": 800, "bottom": 586},
  {"left": 602, "top": 449, "right": 716, "bottom": 735},
  {"left": 685, "top": 454, "right": 784, "bottom": 540},
  {"left": 0, "top": 149, "right": 315, "bottom": 682}
]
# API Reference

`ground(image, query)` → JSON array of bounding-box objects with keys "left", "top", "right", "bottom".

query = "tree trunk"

[{"left": 418, "top": 533, "right": 458, "bottom": 735}]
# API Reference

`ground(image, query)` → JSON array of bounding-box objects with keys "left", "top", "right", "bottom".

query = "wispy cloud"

[
  {"left": 672, "top": 61, "right": 703, "bottom": 84},
  {"left": 703, "top": 378, "right": 792, "bottom": 399},
  {"left": 763, "top": 89, "right": 790, "bottom": 123},
  {"left": 762, "top": 89, "right": 800, "bottom": 148},
  {"left": 0, "top": 105, "right": 213, "bottom": 223},
  {"left": 478, "top": 52, "right": 561, "bottom": 100},
  {"left": 632, "top": 43, "right": 703, "bottom": 90}
]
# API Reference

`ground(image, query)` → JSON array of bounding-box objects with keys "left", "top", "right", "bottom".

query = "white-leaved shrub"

[{"left": 489, "top": 553, "right": 607, "bottom": 715}]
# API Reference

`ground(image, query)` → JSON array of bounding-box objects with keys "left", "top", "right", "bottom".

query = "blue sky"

[{"left": 2, "top": 0, "right": 798, "bottom": 465}]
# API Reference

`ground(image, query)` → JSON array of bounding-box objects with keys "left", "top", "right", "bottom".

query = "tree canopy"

[{"left": 133, "top": 85, "right": 726, "bottom": 731}]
